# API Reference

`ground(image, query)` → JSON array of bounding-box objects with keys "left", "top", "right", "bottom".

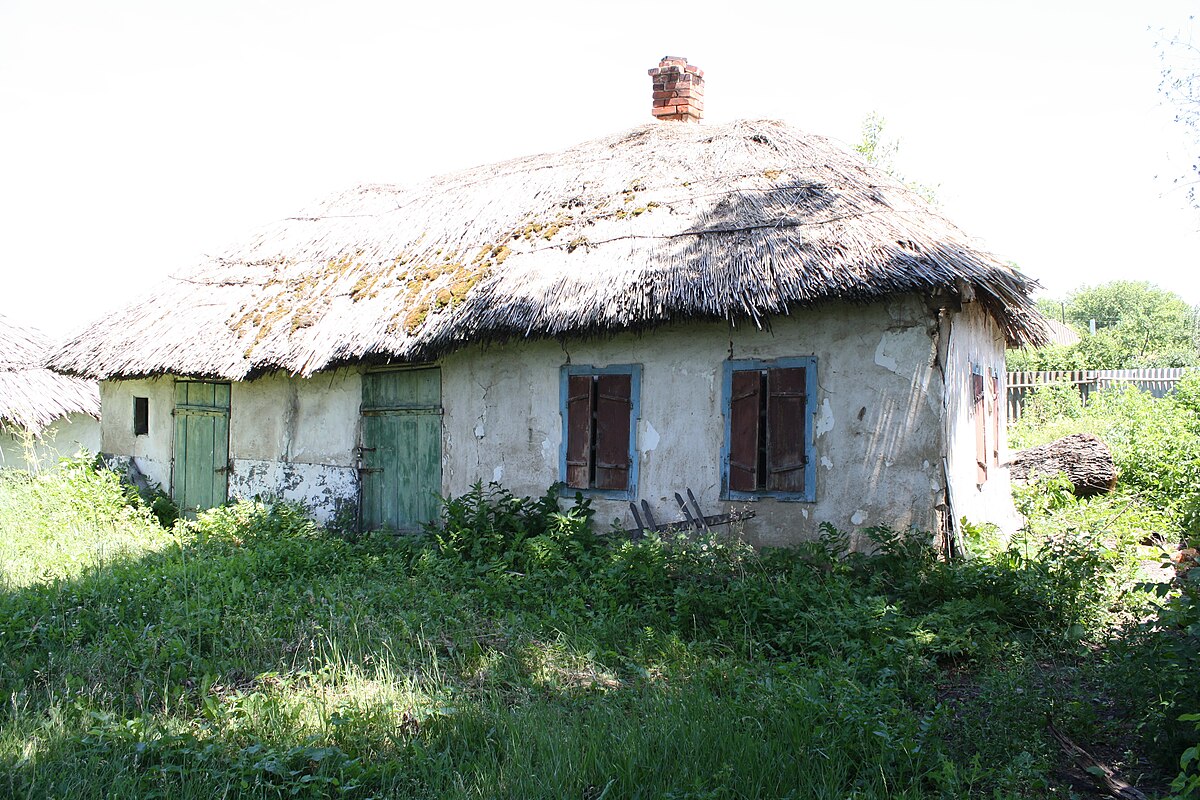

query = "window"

[
  {"left": 722, "top": 357, "right": 816, "bottom": 501},
  {"left": 972, "top": 365, "right": 987, "bottom": 484},
  {"left": 560, "top": 365, "right": 640, "bottom": 497},
  {"left": 989, "top": 368, "right": 1001, "bottom": 468},
  {"left": 973, "top": 365, "right": 1003, "bottom": 483},
  {"left": 133, "top": 396, "right": 149, "bottom": 436}
]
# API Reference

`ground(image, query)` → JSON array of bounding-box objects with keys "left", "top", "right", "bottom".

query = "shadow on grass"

[{"left": 0, "top": 503, "right": 972, "bottom": 799}]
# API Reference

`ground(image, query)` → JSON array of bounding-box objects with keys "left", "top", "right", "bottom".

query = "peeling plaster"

[
  {"left": 874, "top": 336, "right": 899, "bottom": 373},
  {"left": 229, "top": 459, "right": 356, "bottom": 523},
  {"left": 641, "top": 421, "right": 660, "bottom": 455},
  {"left": 851, "top": 509, "right": 867, "bottom": 526},
  {"left": 874, "top": 328, "right": 923, "bottom": 375},
  {"left": 474, "top": 423, "right": 486, "bottom": 439},
  {"left": 814, "top": 399, "right": 835, "bottom": 437},
  {"left": 820, "top": 456, "right": 833, "bottom": 470},
  {"left": 493, "top": 464, "right": 504, "bottom": 483}
]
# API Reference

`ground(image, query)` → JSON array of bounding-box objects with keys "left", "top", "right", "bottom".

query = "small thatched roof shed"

[
  {"left": 52, "top": 117, "right": 1045, "bottom": 381},
  {"left": 1041, "top": 318, "right": 1083, "bottom": 347},
  {"left": 0, "top": 315, "right": 100, "bottom": 432}
]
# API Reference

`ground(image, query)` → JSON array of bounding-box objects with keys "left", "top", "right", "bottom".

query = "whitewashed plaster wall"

[
  {"left": 101, "top": 372, "right": 360, "bottom": 522},
  {"left": 443, "top": 295, "right": 954, "bottom": 549},
  {"left": 942, "top": 301, "right": 1021, "bottom": 540},
  {"left": 95, "top": 294, "right": 1017, "bottom": 545},
  {"left": 226, "top": 369, "right": 360, "bottom": 522},
  {"left": 100, "top": 377, "right": 175, "bottom": 489},
  {"left": 0, "top": 413, "right": 100, "bottom": 471}
]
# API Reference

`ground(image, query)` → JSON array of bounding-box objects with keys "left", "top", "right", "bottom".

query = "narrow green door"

[
  {"left": 360, "top": 368, "right": 442, "bottom": 532},
  {"left": 173, "top": 381, "right": 231, "bottom": 514}
]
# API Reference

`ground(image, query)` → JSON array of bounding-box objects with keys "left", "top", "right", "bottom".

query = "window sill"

[
  {"left": 559, "top": 485, "right": 636, "bottom": 502},
  {"left": 722, "top": 489, "right": 815, "bottom": 503}
]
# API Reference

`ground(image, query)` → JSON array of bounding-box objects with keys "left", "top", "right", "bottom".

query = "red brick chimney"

[{"left": 648, "top": 56, "right": 704, "bottom": 122}]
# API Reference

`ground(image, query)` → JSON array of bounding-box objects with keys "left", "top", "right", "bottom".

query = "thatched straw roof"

[
  {"left": 52, "top": 119, "right": 1046, "bottom": 380},
  {"left": 0, "top": 315, "right": 100, "bottom": 432}
]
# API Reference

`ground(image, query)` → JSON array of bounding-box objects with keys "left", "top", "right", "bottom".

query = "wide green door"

[
  {"left": 173, "top": 381, "right": 231, "bottom": 514},
  {"left": 360, "top": 368, "right": 442, "bottom": 532}
]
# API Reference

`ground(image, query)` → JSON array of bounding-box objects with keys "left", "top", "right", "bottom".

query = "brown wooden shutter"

[
  {"left": 973, "top": 371, "right": 987, "bottom": 484},
  {"left": 593, "top": 373, "right": 632, "bottom": 491},
  {"left": 990, "top": 372, "right": 1001, "bottom": 467},
  {"left": 565, "top": 375, "right": 593, "bottom": 489},
  {"left": 729, "top": 369, "right": 762, "bottom": 492},
  {"left": 766, "top": 367, "right": 807, "bottom": 493}
]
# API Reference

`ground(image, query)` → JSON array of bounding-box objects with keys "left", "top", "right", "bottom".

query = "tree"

[
  {"left": 1067, "top": 281, "right": 1198, "bottom": 367},
  {"left": 1157, "top": 19, "right": 1200, "bottom": 212},
  {"left": 1013, "top": 281, "right": 1200, "bottom": 369},
  {"left": 854, "top": 113, "right": 939, "bottom": 205}
]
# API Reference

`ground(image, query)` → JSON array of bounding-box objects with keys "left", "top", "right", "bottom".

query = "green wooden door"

[
  {"left": 173, "top": 381, "right": 231, "bottom": 514},
  {"left": 360, "top": 368, "right": 442, "bottom": 532}
]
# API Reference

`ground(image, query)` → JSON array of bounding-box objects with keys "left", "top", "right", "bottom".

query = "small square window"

[
  {"left": 560, "top": 365, "right": 640, "bottom": 498},
  {"left": 133, "top": 397, "right": 149, "bottom": 436},
  {"left": 722, "top": 357, "right": 816, "bottom": 501}
]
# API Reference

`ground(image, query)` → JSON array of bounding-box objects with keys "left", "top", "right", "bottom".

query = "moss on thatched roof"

[
  {"left": 52, "top": 119, "right": 1046, "bottom": 380},
  {"left": 0, "top": 315, "right": 100, "bottom": 432}
]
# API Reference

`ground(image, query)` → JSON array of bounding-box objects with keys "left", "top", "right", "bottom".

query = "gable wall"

[{"left": 942, "top": 300, "right": 1019, "bottom": 541}]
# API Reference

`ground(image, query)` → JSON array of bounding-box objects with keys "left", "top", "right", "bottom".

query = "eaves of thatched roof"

[
  {"left": 52, "top": 118, "right": 1047, "bottom": 381},
  {"left": 0, "top": 315, "right": 101, "bottom": 432}
]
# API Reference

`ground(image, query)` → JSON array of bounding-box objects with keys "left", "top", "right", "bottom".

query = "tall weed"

[
  {"left": 0, "top": 464, "right": 1168, "bottom": 797},
  {"left": 1011, "top": 376, "right": 1200, "bottom": 537}
]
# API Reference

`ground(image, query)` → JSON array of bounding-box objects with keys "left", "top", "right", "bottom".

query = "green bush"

[
  {"left": 430, "top": 481, "right": 599, "bottom": 570},
  {"left": 1011, "top": 376, "right": 1200, "bottom": 539},
  {"left": 0, "top": 463, "right": 1172, "bottom": 797},
  {"left": 1011, "top": 374, "right": 1200, "bottom": 786}
]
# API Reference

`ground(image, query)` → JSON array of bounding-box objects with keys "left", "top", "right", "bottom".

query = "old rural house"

[
  {"left": 51, "top": 58, "right": 1045, "bottom": 547},
  {"left": 1, "top": 314, "right": 100, "bottom": 470}
]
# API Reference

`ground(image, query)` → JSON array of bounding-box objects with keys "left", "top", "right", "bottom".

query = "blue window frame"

[
  {"left": 559, "top": 364, "right": 641, "bottom": 499},
  {"left": 721, "top": 356, "right": 817, "bottom": 502}
]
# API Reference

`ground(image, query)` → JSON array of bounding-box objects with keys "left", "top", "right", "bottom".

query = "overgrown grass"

[
  {"left": 1010, "top": 374, "right": 1200, "bottom": 535},
  {"left": 0, "top": 461, "right": 170, "bottom": 590},
  {"left": 0, "top": 468, "right": 1179, "bottom": 798},
  {"left": 1010, "top": 375, "right": 1200, "bottom": 795}
]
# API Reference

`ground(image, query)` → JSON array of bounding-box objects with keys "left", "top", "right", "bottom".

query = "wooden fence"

[{"left": 1006, "top": 368, "right": 1192, "bottom": 421}]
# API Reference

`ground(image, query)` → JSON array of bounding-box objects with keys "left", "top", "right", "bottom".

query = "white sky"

[{"left": 2, "top": 0, "right": 1198, "bottom": 339}]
